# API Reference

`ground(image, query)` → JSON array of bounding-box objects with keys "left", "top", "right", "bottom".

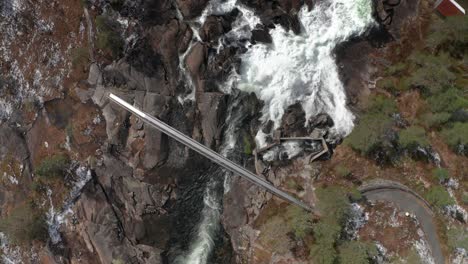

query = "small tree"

[
  {"left": 338, "top": 241, "right": 375, "bottom": 264},
  {"left": 95, "top": 15, "right": 124, "bottom": 58},
  {"left": 425, "top": 186, "right": 455, "bottom": 209},
  {"left": 398, "top": 126, "right": 430, "bottom": 150},
  {"left": 441, "top": 122, "right": 468, "bottom": 155},
  {"left": 285, "top": 206, "right": 313, "bottom": 239},
  {"left": 35, "top": 154, "right": 70, "bottom": 179},
  {"left": 432, "top": 168, "right": 449, "bottom": 183},
  {"left": 345, "top": 113, "right": 393, "bottom": 156}
]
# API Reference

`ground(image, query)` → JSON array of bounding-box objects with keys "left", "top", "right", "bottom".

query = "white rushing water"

[
  {"left": 47, "top": 166, "right": 92, "bottom": 244},
  {"left": 237, "top": 0, "right": 375, "bottom": 137},
  {"left": 179, "top": 0, "right": 375, "bottom": 263},
  {"left": 177, "top": 97, "right": 244, "bottom": 264}
]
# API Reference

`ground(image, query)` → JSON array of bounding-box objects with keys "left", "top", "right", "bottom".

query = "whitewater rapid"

[
  {"left": 237, "top": 0, "right": 375, "bottom": 137},
  {"left": 178, "top": 0, "right": 375, "bottom": 263}
]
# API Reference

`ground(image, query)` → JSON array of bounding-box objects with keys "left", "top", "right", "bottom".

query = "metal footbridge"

[{"left": 109, "top": 93, "right": 313, "bottom": 212}]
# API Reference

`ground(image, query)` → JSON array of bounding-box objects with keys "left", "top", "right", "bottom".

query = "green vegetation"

[
  {"left": 258, "top": 205, "right": 313, "bottom": 253},
  {"left": 432, "top": 168, "right": 449, "bottom": 183},
  {"left": 406, "top": 53, "right": 456, "bottom": 96},
  {"left": 426, "top": 16, "right": 468, "bottom": 57},
  {"left": 348, "top": 188, "right": 363, "bottom": 203},
  {"left": 35, "top": 154, "right": 70, "bottom": 179},
  {"left": 390, "top": 248, "right": 422, "bottom": 264},
  {"left": 310, "top": 187, "right": 351, "bottom": 264},
  {"left": 345, "top": 113, "right": 393, "bottom": 156},
  {"left": 71, "top": 47, "right": 89, "bottom": 68},
  {"left": 0, "top": 204, "right": 47, "bottom": 245},
  {"left": 463, "top": 193, "right": 468, "bottom": 205},
  {"left": 243, "top": 134, "right": 253, "bottom": 155},
  {"left": 335, "top": 165, "right": 351, "bottom": 178},
  {"left": 345, "top": 95, "right": 397, "bottom": 157},
  {"left": 398, "top": 125, "right": 430, "bottom": 150},
  {"left": 441, "top": 122, "right": 468, "bottom": 154},
  {"left": 112, "top": 259, "right": 125, "bottom": 264},
  {"left": 424, "top": 186, "right": 455, "bottom": 209},
  {"left": 366, "top": 95, "right": 398, "bottom": 115},
  {"left": 285, "top": 206, "right": 313, "bottom": 239},
  {"left": 446, "top": 225, "right": 468, "bottom": 251},
  {"left": 427, "top": 88, "right": 468, "bottom": 113},
  {"left": 95, "top": 15, "right": 124, "bottom": 58},
  {"left": 420, "top": 112, "right": 451, "bottom": 128},
  {"left": 286, "top": 178, "right": 303, "bottom": 192},
  {"left": 338, "top": 241, "right": 377, "bottom": 264}
]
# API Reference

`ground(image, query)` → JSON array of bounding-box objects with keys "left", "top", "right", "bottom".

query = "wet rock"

[
  {"left": 197, "top": 93, "right": 228, "bottom": 149},
  {"left": 200, "top": 16, "right": 225, "bottom": 42},
  {"left": 251, "top": 26, "right": 273, "bottom": 44},
  {"left": 186, "top": 42, "right": 207, "bottom": 93},
  {"left": 308, "top": 113, "right": 334, "bottom": 130},
  {"left": 176, "top": 0, "right": 209, "bottom": 20},
  {"left": 241, "top": 0, "right": 303, "bottom": 34},
  {"left": 205, "top": 46, "right": 241, "bottom": 92},
  {"left": 281, "top": 103, "right": 307, "bottom": 137}
]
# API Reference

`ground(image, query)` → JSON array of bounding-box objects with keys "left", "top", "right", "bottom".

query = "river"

[{"left": 177, "top": 0, "right": 376, "bottom": 263}]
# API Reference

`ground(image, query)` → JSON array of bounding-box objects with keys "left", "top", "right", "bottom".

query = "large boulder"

[
  {"left": 176, "top": 0, "right": 209, "bottom": 20},
  {"left": 197, "top": 92, "right": 228, "bottom": 148}
]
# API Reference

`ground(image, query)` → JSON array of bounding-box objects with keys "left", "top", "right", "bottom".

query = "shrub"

[
  {"left": 338, "top": 241, "right": 376, "bottom": 264},
  {"left": 432, "top": 168, "right": 449, "bottom": 183},
  {"left": 285, "top": 206, "right": 313, "bottom": 239},
  {"left": 385, "top": 62, "right": 407, "bottom": 76},
  {"left": 309, "top": 187, "right": 352, "bottom": 263},
  {"left": 420, "top": 112, "right": 451, "bottom": 128},
  {"left": 348, "top": 188, "right": 363, "bottom": 202},
  {"left": 243, "top": 134, "right": 253, "bottom": 155},
  {"left": 345, "top": 113, "right": 393, "bottom": 156},
  {"left": 310, "top": 242, "right": 337, "bottom": 264},
  {"left": 427, "top": 16, "right": 468, "bottom": 56},
  {"left": 95, "top": 15, "right": 124, "bottom": 58},
  {"left": 441, "top": 122, "right": 468, "bottom": 154},
  {"left": 335, "top": 165, "right": 351, "bottom": 178},
  {"left": 366, "top": 95, "right": 398, "bottom": 115},
  {"left": 35, "top": 154, "right": 70, "bottom": 179},
  {"left": 427, "top": 88, "right": 468, "bottom": 114},
  {"left": 463, "top": 193, "right": 468, "bottom": 205},
  {"left": 377, "top": 77, "right": 397, "bottom": 91},
  {"left": 71, "top": 47, "right": 89, "bottom": 68},
  {"left": 398, "top": 125, "right": 430, "bottom": 150},
  {"left": 446, "top": 225, "right": 467, "bottom": 251},
  {"left": 425, "top": 186, "right": 455, "bottom": 208},
  {"left": 0, "top": 204, "right": 47, "bottom": 244},
  {"left": 407, "top": 53, "right": 456, "bottom": 96}
]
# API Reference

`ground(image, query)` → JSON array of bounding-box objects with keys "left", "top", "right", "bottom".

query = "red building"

[{"left": 435, "top": 0, "right": 466, "bottom": 16}]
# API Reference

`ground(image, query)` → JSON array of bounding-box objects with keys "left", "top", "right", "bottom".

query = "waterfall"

[
  {"left": 237, "top": 0, "right": 375, "bottom": 137},
  {"left": 178, "top": 0, "right": 375, "bottom": 263},
  {"left": 46, "top": 166, "right": 92, "bottom": 244},
  {"left": 176, "top": 95, "right": 246, "bottom": 264}
]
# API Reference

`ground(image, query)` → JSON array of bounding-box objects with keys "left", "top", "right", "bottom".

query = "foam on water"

[{"left": 237, "top": 0, "right": 375, "bottom": 136}]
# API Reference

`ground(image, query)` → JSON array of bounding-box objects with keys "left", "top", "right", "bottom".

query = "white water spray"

[
  {"left": 237, "top": 0, "right": 375, "bottom": 137},
  {"left": 180, "top": 0, "right": 375, "bottom": 263}
]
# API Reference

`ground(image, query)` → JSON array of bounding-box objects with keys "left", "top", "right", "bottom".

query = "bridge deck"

[{"left": 109, "top": 93, "right": 314, "bottom": 212}]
